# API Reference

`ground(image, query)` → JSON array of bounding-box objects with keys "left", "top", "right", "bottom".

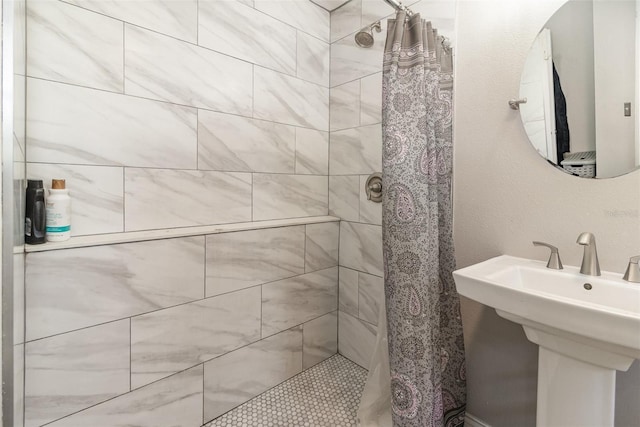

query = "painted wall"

[
  {"left": 454, "top": 0, "right": 640, "bottom": 425},
  {"left": 328, "top": 0, "right": 457, "bottom": 368}
]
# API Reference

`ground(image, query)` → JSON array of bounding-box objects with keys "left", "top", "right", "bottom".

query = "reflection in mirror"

[{"left": 519, "top": 0, "right": 640, "bottom": 179}]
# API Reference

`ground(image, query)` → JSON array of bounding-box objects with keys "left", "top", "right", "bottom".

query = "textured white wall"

[{"left": 454, "top": 0, "right": 640, "bottom": 425}]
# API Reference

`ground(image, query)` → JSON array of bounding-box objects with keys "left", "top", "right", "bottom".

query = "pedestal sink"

[{"left": 453, "top": 255, "right": 640, "bottom": 427}]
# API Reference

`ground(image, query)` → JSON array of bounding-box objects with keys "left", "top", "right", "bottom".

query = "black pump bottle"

[{"left": 25, "top": 179, "right": 46, "bottom": 244}]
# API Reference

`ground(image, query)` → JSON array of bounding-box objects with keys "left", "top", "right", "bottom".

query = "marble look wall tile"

[
  {"left": 14, "top": 253, "right": 25, "bottom": 344},
  {"left": 125, "top": 25, "right": 252, "bottom": 115},
  {"left": 47, "top": 365, "right": 203, "bottom": 427},
  {"left": 361, "top": 0, "right": 395, "bottom": 26},
  {"left": 26, "top": 237, "right": 205, "bottom": 341},
  {"left": 131, "top": 287, "right": 261, "bottom": 388},
  {"left": 254, "top": 67, "right": 329, "bottom": 131},
  {"left": 14, "top": 0, "right": 26, "bottom": 73},
  {"left": 303, "top": 311, "right": 337, "bottom": 369},
  {"left": 305, "top": 222, "right": 339, "bottom": 272},
  {"left": 339, "top": 221, "right": 383, "bottom": 276},
  {"left": 360, "top": 72, "right": 382, "bottom": 125},
  {"left": 124, "top": 168, "right": 251, "bottom": 231},
  {"left": 297, "top": 31, "right": 330, "bottom": 87},
  {"left": 65, "top": 0, "right": 197, "bottom": 43},
  {"left": 311, "top": 0, "right": 348, "bottom": 11},
  {"left": 330, "top": 22, "right": 385, "bottom": 87},
  {"left": 253, "top": 174, "right": 328, "bottom": 221},
  {"left": 13, "top": 169, "right": 26, "bottom": 248},
  {"left": 25, "top": 321, "right": 130, "bottom": 427},
  {"left": 199, "top": 0, "right": 296, "bottom": 76},
  {"left": 204, "top": 328, "right": 302, "bottom": 421},
  {"left": 198, "top": 111, "right": 295, "bottom": 173},
  {"left": 27, "top": 78, "right": 197, "bottom": 169},
  {"left": 329, "top": 175, "right": 359, "bottom": 221},
  {"left": 14, "top": 344, "right": 25, "bottom": 427},
  {"left": 254, "top": 0, "right": 330, "bottom": 42},
  {"left": 295, "top": 128, "right": 329, "bottom": 175},
  {"left": 358, "top": 272, "right": 383, "bottom": 325},
  {"left": 330, "top": 0, "right": 361, "bottom": 42},
  {"left": 330, "top": 124, "right": 382, "bottom": 174},
  {"left": 330, "top": 80, "right": 360, "bottom": 131},
  {"left": 27, "top": 163, "right": 124, "bottom": 235},
  {"left": 338, "top": 311, "right": 377, "bottom": 369},
  {"left": 262, "top": 267, "right": 338, "bottom": 337},
  {"left": 206, "top": 226, "right": 305, "bottom": 297},
  {"left": 359, "top": 175, "right": 382, "bottom": 225},
  {"left": 27, "top": 0, "right": 123, "bottom": 92},
  {"left": 338, "top": 267, "right": 359, "bottom": 316},
  {"left": 14, "top": 73, "right": 26, "bottom": 158}
]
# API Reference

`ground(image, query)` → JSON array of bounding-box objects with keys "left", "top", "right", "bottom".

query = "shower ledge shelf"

[{"left": 23, "top": 215, "right": 340, "bottom": 253}]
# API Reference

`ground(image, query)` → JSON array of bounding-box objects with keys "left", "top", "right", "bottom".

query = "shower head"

[{"left": 355, "top": 21, "right": 381, "bottom": 48}]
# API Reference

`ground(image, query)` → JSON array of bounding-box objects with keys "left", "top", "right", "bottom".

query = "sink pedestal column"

[
  {"left": 519, "top": 326, "right": 637, "bottom": 427},
  {"left": 537, "top": 347, "right": 615, "bottom": 427}
]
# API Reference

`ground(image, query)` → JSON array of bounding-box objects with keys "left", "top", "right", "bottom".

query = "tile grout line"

[
  {"left": 122, "top": 22, "right": 126, "bottom": 94},
  {"left": 25, "top": 216, "right": 341, "bottom": 254},
  {"left": 58, "top": 0, "right": 332, "bottom": 66},
  {"left": 122, "top": 167, "right": 126, "bottom": 232},
  {"left": 24, "top": 263, "right": 337, "bottom": 345},
  {"left": 26, "top": 157, "right": 334, "bottom": 176},
  {"left": 27, "top": 74, "right": 330, "bottom": 133},
  {"left": 202, "top": 361, "right": 205, "bottom": 426},
  {"left": 129, "top": 318, "right": 132, "bottom": 392},
  {"left": 260, "top": 283, "right": 263, "bottom": 340}
]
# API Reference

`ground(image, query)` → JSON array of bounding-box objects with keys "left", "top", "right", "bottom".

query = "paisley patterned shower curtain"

[{"left": 382, "top": 12, "right": 466, "bottom": 427}]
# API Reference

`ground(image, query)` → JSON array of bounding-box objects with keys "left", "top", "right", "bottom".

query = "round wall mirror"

[{"left": 519, "top": 0, "right": 640, "bottom": 179}]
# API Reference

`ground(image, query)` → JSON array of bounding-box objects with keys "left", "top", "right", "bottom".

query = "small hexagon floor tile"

[{"left": 203, "top": 354, "right": 367, "bottom": 427}]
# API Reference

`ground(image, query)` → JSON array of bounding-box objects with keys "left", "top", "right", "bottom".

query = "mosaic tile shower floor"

[{"left": 203, "top": 354, "right": 368, "bottom": 427}]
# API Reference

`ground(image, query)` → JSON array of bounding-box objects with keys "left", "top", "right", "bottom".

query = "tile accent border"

[{"left": 25, "top": 216, "right": 339, "bottom": 253}]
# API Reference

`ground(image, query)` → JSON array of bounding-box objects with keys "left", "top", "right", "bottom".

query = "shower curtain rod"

[
  {"left": 383, "top": 0, "right": 414, "bottom": 16},
  {"left": 380, "top": 0, "right": 452, "bottom": 50}
]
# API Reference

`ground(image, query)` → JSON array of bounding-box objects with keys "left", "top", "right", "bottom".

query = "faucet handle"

[
  {"left": 622, "top": 255, "right": 640, "bottom": 283},
  {"left": 533, "top": 241, "right": 563, "bottom": 270}
]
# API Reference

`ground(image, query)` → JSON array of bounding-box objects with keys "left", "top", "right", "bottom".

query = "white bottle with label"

[{"left": 46, "top": 179, "right": 71, "bottom": 242}]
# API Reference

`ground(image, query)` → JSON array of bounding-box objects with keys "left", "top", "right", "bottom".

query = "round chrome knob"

[{"left": 365, "top": 173, "right": 382, "bottom": 203}]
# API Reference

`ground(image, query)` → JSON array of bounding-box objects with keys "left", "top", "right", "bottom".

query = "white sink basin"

[
  {"left": 453, "top": 255, "right": 640, "bottom": 427},
  {"left": 453, "top": 255, "right": 640, "bottom": 361}
]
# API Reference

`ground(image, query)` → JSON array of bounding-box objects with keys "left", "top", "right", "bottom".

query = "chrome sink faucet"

[
  {"left": 533, "top": 241, "right": 563, "bottom": 269},
  {"left": 577, "top": 232, "right": 601, "bottom": 276},
  {"left": 623, "top": 256, "right": 640, "bottom": 283}
]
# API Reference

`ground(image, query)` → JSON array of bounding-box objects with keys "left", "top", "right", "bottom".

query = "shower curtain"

[{"left": 362, "top": 11, "right": 467, "bottom": 427}]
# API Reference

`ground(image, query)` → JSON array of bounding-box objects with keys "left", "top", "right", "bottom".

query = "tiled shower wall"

[
  {"left": 329, "top": 0, "right": 457, "bottom": 368},
  {"left": 23, "top": 222, "right": 339, "bottom": 427},
  {"left": 21, "top": 0, "right": 337, "bottom": 426},
  {"left": 25, "top": 0, "right": 331, "bottom": 235}
]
